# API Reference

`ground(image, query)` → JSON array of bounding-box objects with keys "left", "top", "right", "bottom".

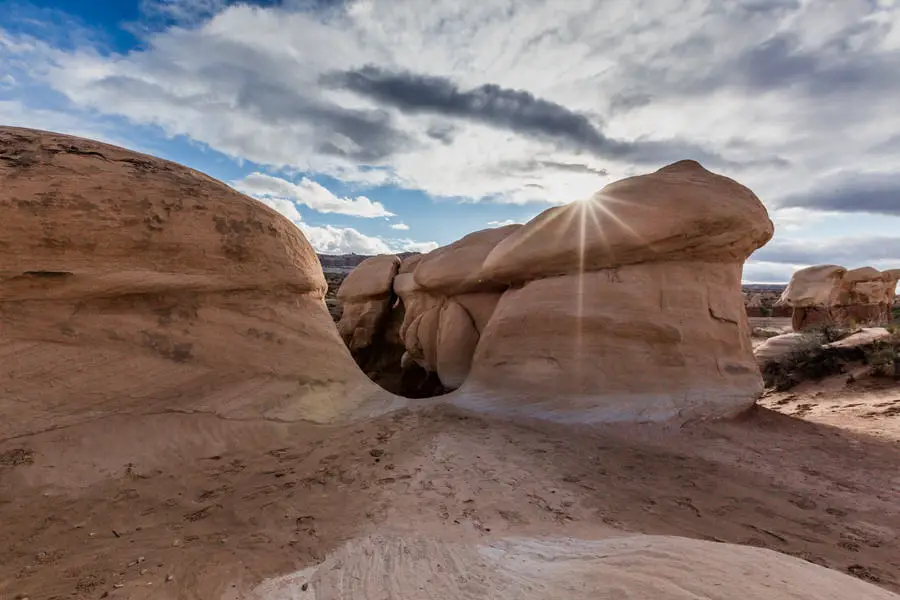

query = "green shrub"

[{"left": 762, "top": 335, "right": 844, "bottom": 391}]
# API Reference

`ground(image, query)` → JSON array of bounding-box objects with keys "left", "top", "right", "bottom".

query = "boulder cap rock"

[{"left": 480, "top": 160, "right": 774, "bottom": 284}]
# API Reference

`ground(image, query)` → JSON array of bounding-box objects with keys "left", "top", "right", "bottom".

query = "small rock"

[
  {"left": 369, "top": 449, "right": 384, "bottom": 458},
  {"left": 139, "top": 568, "right": 148, "bottom": 576},
  {"left": 172, "top": 539, "right": 182, "bottom": 547},
  {"left": 113, "top": 583, "right": 124, "bottom": 589},
  {"left": 166, "top": 574, "right": 174, "bottom": 583},
  {"left": 137, "top": 556, "right": 145, "bottom": 564},
  {"left": 301, "top": 582, "right": 309, "bottom": 592}
]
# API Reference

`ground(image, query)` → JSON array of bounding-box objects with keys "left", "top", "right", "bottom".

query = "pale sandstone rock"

[
  {"left": 824, "top": 327, "right": 893, "bottom": 350},
  {"left": 434, "top": 301, "right": 481, "bottom": 389},
  {"left": 778, "top": 265, "right": 847, "bottom": 309},
  {"left": 391, "top": 228, "right": 514, "bottom": 389},
  {"left": 0, "top": 127, "right": 395, "bottom": 439},
  {"left": 413, "top": 225, "right": 521, "bottom": 294},
  {"left": 253, "top": 533, "right": 899, "bottom": 600},
  {"left": 459, "top": 262, "right": 761, "bottom": 422},
  {"left": 781, "top": 265, "right": 898, "bottom": 331},
  {"left": 455, "top": 161, "right": 771, "bottom": 423},
  {"left": 753, "top": 333, "right": 818, "bottom": 364},
  {"left": 336, "top": 254, "right": 400, "bottom": 301},
  {"left": 335, "top": 254, "right": 400, "bottom": 350},
  {"left": 481, "top": 160, "right": 774, "bottom": 284}
]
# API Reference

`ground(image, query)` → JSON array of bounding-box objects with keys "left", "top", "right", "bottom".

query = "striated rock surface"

[
  {"left": 0, "top": 126, "right": 396, "bottom": 438},
  {"left": 456, "top": 161, "right": 773, "bottom": 423},
  {"left": 780, "top": 265, "right": 898, "bottom": 331}
]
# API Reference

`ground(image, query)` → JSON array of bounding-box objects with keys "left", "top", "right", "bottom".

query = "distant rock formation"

[
  {"left": 779, "top": 265, "right": 900, "bottom": 331},
  {"left": 338, "top": 160, "right": 774, "bottom": 423},
  {"left": 0, "top": 126, "right": 397, "bottom": 439}
]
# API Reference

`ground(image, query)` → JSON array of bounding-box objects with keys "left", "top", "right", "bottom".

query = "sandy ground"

[{"left": 2, "top": 397, "right": 899, "bottom": 599}]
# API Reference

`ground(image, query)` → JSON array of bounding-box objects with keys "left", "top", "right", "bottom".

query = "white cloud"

[
  {"left": 0, "top": 74, "right": 15, "bottom": 86},
  {"left": 232, "top": 172, "right": 393, "bottom": 218},
  {"left": 9, "top": 0, "right": 897, "bottom": 210},
  {"left": 487, "top": 219, "right": 520, "bottom": 227},
  {"left": 395, "top": 239, "right": 439, "bottom": 253},
  {"left": 390, "top": 222, "right": 410, "bottom": 230},
  {"left": 254, "top": 196, "right": 435, "bottom": 255}
]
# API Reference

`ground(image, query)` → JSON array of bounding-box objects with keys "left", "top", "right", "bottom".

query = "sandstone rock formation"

[
  {"left": 335, "top": 161, "right": 773, "bottom": 422},
  {"left": 0, "top": 126, "right": 397, "bottom": 439},
  {"left": 753, "top": 333, "right": 817, "bottom": 364},
  {"left": 779, "top": 265, "right": 899, "bottom": 331},
  {"left": 456, "top": 160, "right": 773, "bottom": 422},
  {"left": 397, "top": 226, "right": 520, "bottom": 389},
  {"left": 334, "top": 252, "right": 447, "bottom": 398},
  {"left": 336, "top": 254, "right": 400, "bottom": 351},
  {"left": 253, "top": 533, "right": 899, "bottom": 600}
]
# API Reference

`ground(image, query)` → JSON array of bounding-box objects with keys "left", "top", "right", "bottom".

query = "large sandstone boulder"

[
  {"left": 395, "top": 226, "right": 517, "bottom": 389},
  {"left": 780, "top": 265, "right": 898, "bottom": 331},
  {"left": 480, "top": 160, "right": 772, "bottom": 284},
  {"left": 455, "top": 160, "right": 773, "bottom": 423},
  {"left": 336, "top": 254, "right": 400, "bottom": 351},
  {"left": 0, "top": 127, "right": 395, "bottom": 439}
]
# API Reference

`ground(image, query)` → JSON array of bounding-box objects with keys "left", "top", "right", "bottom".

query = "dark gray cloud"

[
  {"left": 751, "top": 236, "right": 900, "bottom": 265},
  {"left": 94, "top": 69, "right": 411, "bottom": 163},
  {"left": 777, "top": 172, "right": 900, "bottom": 216},
  {"left": 425, "top": 123, "right": 456, "bottom": 145},
  {"left": 322, "top": 65, "right": 760, "bottom": 168},
  {"left": 498, "top": 159, "right": 608, "bottom": 177}
]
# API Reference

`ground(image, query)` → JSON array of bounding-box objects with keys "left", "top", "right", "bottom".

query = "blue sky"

[{"left": 2, "top": 0, "right": 900, "bottom": 281}]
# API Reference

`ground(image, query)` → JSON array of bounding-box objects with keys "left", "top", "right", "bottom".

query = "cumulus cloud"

[
  {"left": 394, "top": 239, "right": 439, "bottom": 253},
  {"left": 254, "top": 196, "right": 434, "bottom": 255},
  {"left": 390, "top": 222, "right": 409, "bottom": 230},
  {"left": 487, "top": 219, "right": 520, "bottom": 227},
  {"left": 9, "top": 0, "right": 879, "bottom": 206},
  {"left": 233, "top": 172, "right": 393, "bottom": 218}
]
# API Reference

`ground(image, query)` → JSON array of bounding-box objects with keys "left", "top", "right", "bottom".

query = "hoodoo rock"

[
  {"left": 779, "top": 264, "right": 899, "bottom": 331},
  {"left": 0, "top": 126, "right": 395, "bottom": 439},
  {"left": 337, "top": 160, "right": 775, "bottom": 422},
  {"left": 455, "top": 160, "right": 774, "bottom": 422}
]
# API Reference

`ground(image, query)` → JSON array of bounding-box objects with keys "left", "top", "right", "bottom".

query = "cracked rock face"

[{"left": 0, "top": 126, "right": 393, "bottom": 439}]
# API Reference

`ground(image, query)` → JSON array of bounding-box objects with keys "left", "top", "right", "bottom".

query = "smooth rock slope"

[{"left": 0, "top": 126, "right": 397, "bottom": 440}]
